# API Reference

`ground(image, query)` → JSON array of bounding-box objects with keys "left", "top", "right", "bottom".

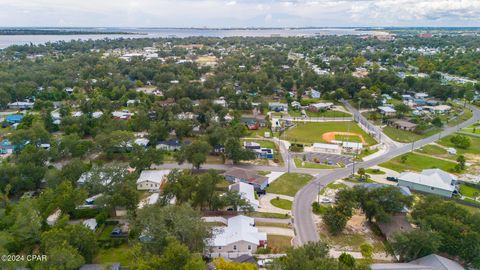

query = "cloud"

[{"left": 0, "top": 0, "right": 479, "bottom": 27}]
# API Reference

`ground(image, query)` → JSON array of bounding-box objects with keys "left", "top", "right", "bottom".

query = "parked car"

[
  {"left": 386, "top": 176, "right": 398, "bottom": 182},
  {"left": 111, "top": 228, "right": 122, "bottom": 236}
]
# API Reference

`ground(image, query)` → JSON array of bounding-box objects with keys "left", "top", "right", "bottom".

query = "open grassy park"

[
  {"left": 379, "top": 152, "right": 457, "bottom": 173},
  {"left": 438, "top": 133, "right": 480, "bottom": 156},
  {"left": 283, "top": 121, "right": 376, "bottom": 145},
  {"left": 266, "top": 173, "right": 313, "bottom": 196},
  {"left": 382, "top": 126, "right": 440, "bottom": 143}
]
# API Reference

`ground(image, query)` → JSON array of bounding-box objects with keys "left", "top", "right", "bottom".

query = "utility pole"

[{"left": 411, "top": 141, "right": 414, "bottom": 152}]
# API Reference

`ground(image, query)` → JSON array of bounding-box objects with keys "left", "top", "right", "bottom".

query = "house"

[
  {"left": 371, "top": 254, "right": 465, "bottom": 270},
  {"left": 342, "top": 142, "right": 363, "bottom": 154},
  {"left": 77, "top": 172, "right": 112, "bottom": 186},
  {"left": 47, "top": 209, "right": 62, "bottom": 226},
  {"left": 253, "top": 148, "right": 274, "bottom": 160},
  {"left": 432, "top": 105, "right": 451, "bottom": 114},
  {"left": 134, "top": 138, "right": 150, "bottom": 147},
  {"left": 291, "top": 101, "right": 301, "bottom": 109},
  {"left": 223, "top": 168, "right": 269, "bottom": 191},
  {"left": 312, "top": 143, "right": 342, "bottom": 155},
  {"left": 0, "top": 139, "right": 14, "bottom": 154},
  {"left": 377, "top": 214, "right": 413, "bottom": 241},
  {"left": 308, "top": 103, "right": 334, "bottom": 112},
  {"left": 5, "top": 114, "right": 23, "bottom": 124},
  {"left": 214, "top": 97, "right": 227, "bottom": 107},
  {"left": 309, "top": 89, "right": 321, "bottom": 99},
  {"left": 156, "top": 139, "right": 190, "bottom": 151},
  {"left": 397, "top": 169, "right": 458, "bottom": 198},
  {"left": 229, "top": 182, "right": 259, "bottom": 211},
  {"left": 244, "top": 141, "right": 261, "bottom": 150},
  {"left": 85, "top": 194, "right": 103, "bottom": 206},
  {"left": 268, "top": 102, "right": 288, "bottom": 112},
  {"left": 401, "top": 94, "right": 413, "bottom": 102},
  {"left": 7, "top": 101, "right": 34, "bottom": 110},
  {"left": 240, "top": 115, "right": 267, "bottom": 130},
  {"left": 136, "top": 170, "right": 170, "bottom": 191},
  {"left": 138, "top": 193, "right": 160, "bottom": 209},
  {"left": 112, "top": 110, "right": 133, "bottom": 120},
  {"left": 92, "top": 111, "right": 104, "bottom": 119},
  {"left": 391, "top": 119, "right": 418, "bottom": 131},
  {"left": 208, "top": 215, "right": 267, "bottom": 258},
  {"left": 82, "top": 218, "right": 98, "bottom": 231},
  {"left": 79, "top": 263, "right": 121, "bottom": 270},
  {"left": 378, "top": 106, "right": 396, "bottom": 116},
  {"left": 415, "top": 92, "right": 429, "bottom": 99}
]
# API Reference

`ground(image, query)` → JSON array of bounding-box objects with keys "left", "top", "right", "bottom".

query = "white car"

[{"left": 319, "top": 197, "right": 333, "bottom": 204}]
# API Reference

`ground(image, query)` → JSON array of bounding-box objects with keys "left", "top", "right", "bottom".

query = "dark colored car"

[{"left": 386, "top": 176, "right": 398, "bottom": 182}]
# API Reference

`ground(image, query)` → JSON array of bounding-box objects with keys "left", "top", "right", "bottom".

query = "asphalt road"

[{"left": 292, "top": 104, "right": 480, "bottom": 246}]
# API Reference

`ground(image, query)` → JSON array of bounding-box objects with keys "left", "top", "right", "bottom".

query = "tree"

[
  {"left": 270, "top": 241, "right": 369, "bottom": 270},
  {"left": 357, "top": 168, "right": 368, "bottom": 181},
  {"left": 40, "top": 241, "right": 85, "bottom": 270},
  {"left": 213, "top": 257, "right": 257, "bottom": 270},
  {"left": 400, "top": 155, "right": 408, "bottom": 164},
  {"left": 222, "top": 190, "right": 254, "bottom": 213},
  {"left": 134, "top": 204, "right": 211, "bottom": 253},
  {"left": 450, "top": 134, "right": 471, "bottom": 149},
  {"left": 7, "top": 199, "right": 42, "bottom": 250},
  {"left": 360, "top": 243, "right": 373, "bottom": 260},
  {"left": 390, "top": 229, "right": 441, "bottom": 262},
  {"left": 41, "top": 224, "right": 98, "bottom": 263},
  {"left": 456, "top": 155, "right": 466, "bottom": 171},
  {"left": 431, "top": 117, "right": 443, "bottom": 128},
  {"left": 338, "top": 253, "right": 356, "bottom": 268},
  {"left": 224, "top": 137, "right": 256, "bottom": 164},
  {"left": 176, "top": 141, "right": 211, "bottom": 170},
  {"left": 96, "top": 130, "right": 134, "bottom": 159},
  {"left": 191, "top": 171, "right": 224, "bottom": 210},
  {"left": 394, "top": 103, "right": 411, "bottom": 118},
  {"left": 323, "top": 206, "right": 349, "bottom": 235},
  {"left": 38, "top": 181, "right": 88, "bottom": 216},
  {"left": 355, "top": 186, "right": 412, "bottom": 223},
  {"left": 148, "top": 121, "right": 169, "bottom": 143},
  {"left": 129, "top": 146, "right": 164, "bottom": 171}
]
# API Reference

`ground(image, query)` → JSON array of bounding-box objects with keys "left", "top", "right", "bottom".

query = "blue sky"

[{"left": 1, "top": 0, "right": 479, "bottom": 27}]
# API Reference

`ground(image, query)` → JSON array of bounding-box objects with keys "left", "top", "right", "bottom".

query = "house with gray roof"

[
  {"left": 397, "top": 169, "right": 458, "bottom": 198},
  {"left": 371, "top": 254, "right": 464, "bottom": 270}
]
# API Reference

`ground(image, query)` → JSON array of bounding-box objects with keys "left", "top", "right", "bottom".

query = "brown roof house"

[
  {"left": 391, "top": 119, "right": 418, "bottom": 131},
  {"left": 223, "top": 168, "right": 269, "bottom": 191}
]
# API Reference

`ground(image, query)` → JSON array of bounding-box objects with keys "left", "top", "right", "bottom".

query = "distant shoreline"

[{"left": 0, "top": 29, "right": 139, "bottom": 36}]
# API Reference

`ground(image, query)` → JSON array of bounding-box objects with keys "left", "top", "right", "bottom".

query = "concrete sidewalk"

[{"left": 258, "top": 193, "right": 293, "bottom": 215}]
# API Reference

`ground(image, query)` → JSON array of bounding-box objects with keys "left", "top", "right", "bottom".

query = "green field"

[
  {"left": 365, "top": 168, "right": 386, "bottom": 175},
  {"left": 447, "top": 109, "right": 473, "bottom": 127},
  {"left": 267, "top": 235, "right": 292, "bottom": 253},
  {"left": 415, "top": 144, "right": 457, "bottom": 161},
  {"left": 267, "top": 173, "right": 313, "bottom": 196},
  {"left": 94, "top": 244, "right": 131, "bottom": 266},
  {"left": 383, "top": 126, "right": 440, "bottom": 143},
  {"left": 459, "top": 184, "right": 480, "bottom": 198},
  {"left": 438, "top": 133, "right": 480, "bottom": 156},
  {"left": 284, "top": 122, "right": 376, "bottom": 145},
  {"left": 379, "top": 153, "right": 457, "bottom": 173},
  {"left": 270, "top": 198, "right": 293, "bottom": 210},
  {"left": 247, "top": 212, "right": 290, "bottom": 219},
  {"left": 294, "top": 158, "right": 337, "bottom": 169}
]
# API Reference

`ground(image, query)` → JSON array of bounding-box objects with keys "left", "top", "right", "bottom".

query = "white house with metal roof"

[
  {"left": 312, "top": 143, "right": 342, "bottom": 155},
  {"left": 229, "top": 182, "right": 259, "bottom": 211},
  {"left": 371, "top": 254, "right": 465, "bottom": 270},
  {"left": 136, "top": 170, "right": 170, "bottom": 191},
  {"left": 397, "top": 169, "right": 458, "bottom": 198},
  {"left": 208, "top": 215, "right": 267, "bottom": 259}
]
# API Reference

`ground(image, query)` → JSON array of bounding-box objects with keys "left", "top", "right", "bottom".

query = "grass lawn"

[
  {"left": 379, "top": 153, "right": 457, "bottom": 173},
  {"left": 447, "top": 109, "right": 473, "bottom": 127},
  {"left": 365, "top": 168, "right": 386, "bottom": 175},
  {"left": 267, "top": 235, "right": 292, "bottom": 253},
  {"left": 294, "top": 158, "right": 337, "bottom": 169},
  {"left": 305, "top": 110, "right": 351, "bottom": 118},
  {"left": 247, "top": 212, "right": 290, "bottom": 219},
  {"left": 98, "top": 224, "right": 116, "bottom": 241},
  {"left": 246, "top": 127, "right": 271, "bottom": 138},
  {"left": 362, "top": 111, "right": 383, "bottom": 125},
  {"left": 284, "top": 122, "right": 376, "bottom": 145},
  {"left": 459, "top": 184, "right": 480, "bottom": 198},
  {"left": 320, "top": 232, "right": 366, "bottom": 250},
  {"left": 94, "top": 244, "right": 132, "bottom": 266},
  {"left": 415, "top": 145, "right": 457, "bottom": 161},
  {"left": 255, "top": 222, "right": 291, "bottom": 228},
  {"left": 383, "top": 126, "right": 440, "bottom": 143},
  {"left": 356, "top": 148, "right": 379, "bottom": 161},
  {"left": 457, "top": 203, "right": 480, "bottom": 214},
  {"left": 216, "top": 179, "right": 231, "bottom": 192},
  {"left": 438, "top": 133, "right": 480, "bottom": 156},
  {"left": 266, "top": 173, "right": 313, "bottom": 196},
  {"left": 270, "top": 198, "right": 293, "bottom": 210}
]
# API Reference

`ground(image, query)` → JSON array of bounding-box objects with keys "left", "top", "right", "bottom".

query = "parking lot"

[{"left": 292, "top": 152, "right": 353, "bottom": 166}]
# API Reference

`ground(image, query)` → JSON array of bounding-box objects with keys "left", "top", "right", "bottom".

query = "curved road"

[{"left": 292, "top": 104, "right": 480, "bottom": 246}]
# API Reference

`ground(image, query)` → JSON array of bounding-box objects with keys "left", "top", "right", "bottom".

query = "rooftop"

[{"left": 398, "top": 169, "right": 457, "bottom": 192}]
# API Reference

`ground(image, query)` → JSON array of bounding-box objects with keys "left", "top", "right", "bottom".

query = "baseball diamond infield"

[{"left": 322, "top": 132, "right": 367, "bottom": 144}]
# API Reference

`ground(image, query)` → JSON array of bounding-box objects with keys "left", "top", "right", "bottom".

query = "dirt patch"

[{"left": 322, "top": 132, "right": 366, "bottom": 144}]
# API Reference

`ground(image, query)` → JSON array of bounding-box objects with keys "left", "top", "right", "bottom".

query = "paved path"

[
  {"left": 292, "top": 104, "right": 480, "bottom": 246},
  {"left": 258, "top": 193, "right": 293, "bottom": 215},
  {"left": 254, "top": 217, "right": 292, "bottom": 224}
]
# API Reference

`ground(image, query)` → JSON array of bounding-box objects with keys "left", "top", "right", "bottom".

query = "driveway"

[
  {"left": 259, "top": 193, "right": 293, "bottom": 215},
  {"left": 367, "top": 165, "right": 400, "bottom": 185},
  {"left": 265, "top": 171, "right": 286, "bottom": 184}
]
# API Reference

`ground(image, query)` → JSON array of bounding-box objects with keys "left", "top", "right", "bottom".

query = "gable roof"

[
  {"left": 410, "top": 254, "right": 464, "bottom": 270},
  {"left": 137, "top": 170, "right": 170, "bottom": 184},
  {"left": 210, "top": 215, "right": 267, "bottom": 247},
  {"left": 229, "top": 182, "right": 259, "bottom": 208}
]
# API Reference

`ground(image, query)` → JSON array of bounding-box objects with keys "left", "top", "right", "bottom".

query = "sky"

[{"left": 1, "top": 0, "right": 480, "bottom": 28}]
